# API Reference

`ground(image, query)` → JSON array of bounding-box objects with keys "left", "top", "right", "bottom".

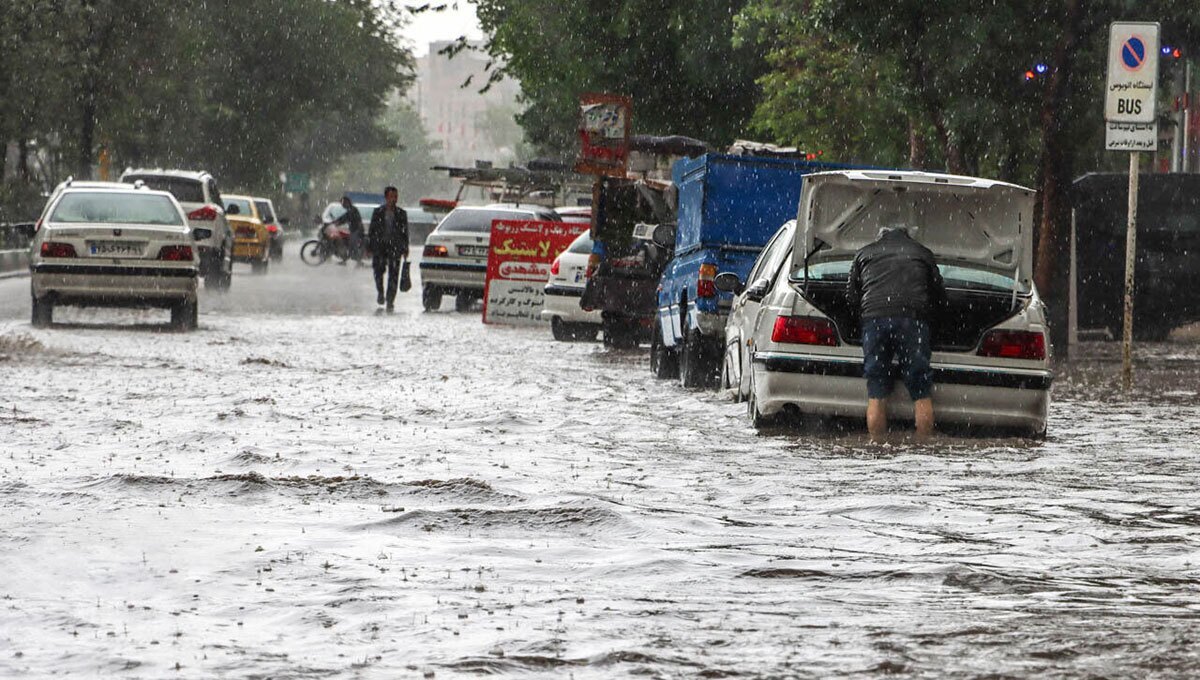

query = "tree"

[{"left": 473, "top": 0, "right": 767, "bottom": 157}]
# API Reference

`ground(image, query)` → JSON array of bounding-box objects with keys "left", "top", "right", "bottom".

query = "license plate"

[
  {"left": 459, "top": 245, "right": 488, "bottom": 257},
  {"left": 573, "top": 270, "right": 585, "bottom": 284},
  {"left": 88, "top": 241, "right": 143, "bottom": 256}
]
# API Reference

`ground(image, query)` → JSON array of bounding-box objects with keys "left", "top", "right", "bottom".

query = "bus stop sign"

[{"left": 1105, "top": 22, "right": 1159, "bottom": 123}]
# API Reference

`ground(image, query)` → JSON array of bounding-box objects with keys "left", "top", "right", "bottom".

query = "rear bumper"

[
  {"left": 542, "top": 285, "right": 602, "bottom": 324},
  {"left": 32, "top": 264, "right": 197, "bottom": 304},
  {"left": 232, "top": 239, "right": 268, "bottom": 262},
  {"left": 752, "top": 352, "right": 1051, "bottom": 431},
  {"left": 420, "top": 261, "right": 486, "bottom": 290}
]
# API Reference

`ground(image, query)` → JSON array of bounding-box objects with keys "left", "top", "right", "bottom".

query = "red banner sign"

[
  {"left": 575, "top": 93, "right": 632, "bottom": 177},
  {"left": 483, "top": 220, "right": 589, "bottom": 325}
]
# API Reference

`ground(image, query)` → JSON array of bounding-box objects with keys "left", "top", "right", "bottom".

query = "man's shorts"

[{"left": 861, "top": 317, "right": 933, "bottom": 400}]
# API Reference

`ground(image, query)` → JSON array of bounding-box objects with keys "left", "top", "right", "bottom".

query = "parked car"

[
  {"left": 223, "top": 195, "right": 271, "bottom": 274},
  {"left": 542, "top": 230, "right": 601, "bottom": 341},
  {"left": 555, "top": 206, "right": 592, "bottom": 225},
  {"left": 120, "top": 169, "right": 232, "bottom": 290},
  {"left": 403, "top": 205, "right": 440, "bottom": 248},
  {"left": 254, "top": 197, "right": 284, "bottom": 262},
  {"left": 420, "top": 205, "right": 561, "bottom": 312},
  {"left": 29, "top": 181, "right": 199, "bottom": 330},
  {"left": 1072, "top": 172, "right": 1200, "bottom": 341},
  {"left": 718, "top": 170, "right": 1052, "bottom": 436},
  {"left": 653, "top": 153, "right": 861, "bottom": 387}
]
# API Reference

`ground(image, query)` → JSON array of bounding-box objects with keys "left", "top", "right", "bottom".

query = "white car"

[
  {"left": 718, "top": 170, "right": 1052, "bottom": 436},
  {"left": 542, "top": 230, "right": 601, "bottom": 341},
  {"left": 30, "top": 182, "right": 200, "bottom": 330},
  {"left": 120, "top": 169, "right": 232, "bottom": 290},
  {"left": 420, "top": 205, "right": 561, "bottom": 312}
]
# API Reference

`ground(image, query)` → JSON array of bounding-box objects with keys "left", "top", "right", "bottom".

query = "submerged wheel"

[
  {"left": 680, "top": 330, "right": 716, "bottom": 389},
  {"left": 299, "top": 240, "right": 326, "bottom": 266},
  {"left": 455, "top": 292, "right": 474, "bottom": 313},
  {"left": 747, "top": 365, "right": 771, "bottom": 429},
  {"left": 650, "top": 319, "right": 679, "bottom": 379},
  {"left": 171, "top": 300, "right": 198, "bottom": 332},
  {"left": 31, "top": 295, "right": 52, "bottom": 328},
  {"left": 422, "top": 285, "right": 442, "bottom": 312},
  {"left": 251, "top": 258, "right": 269, "bottom": 275}
]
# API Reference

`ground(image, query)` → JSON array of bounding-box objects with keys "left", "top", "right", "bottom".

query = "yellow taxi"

[{"left": 224, "top": 194, "right": 271, "bottom": 274}]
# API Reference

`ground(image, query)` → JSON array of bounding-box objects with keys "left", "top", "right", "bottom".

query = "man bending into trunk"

[{"left": 847, "top": 225, "right": 946, "bottom": 441}]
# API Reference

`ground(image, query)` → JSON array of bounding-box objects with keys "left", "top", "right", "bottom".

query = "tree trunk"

[
  {"left": 1033, "top": 0, "right": 1083, "bottom": 350},
  {"left": 908, "top": 118, "right": 928, "bottom": 169}
]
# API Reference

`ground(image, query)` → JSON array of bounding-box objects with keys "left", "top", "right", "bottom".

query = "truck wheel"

[
  {"left": 603, "top": 317, "right": 639, "bottom": 349},
  {"left": 31, "top": 295, "right": 52, "bottom": 328},
  {"left": 171, "top": 300, "right": 198, "bottom": 332},
  {"left": 422, "top": 285, "right": 442, "bottom": 312},
  {"left": 650, "top": 319, "right": 679, "bottom": 378},
  {"left": 551, "top": 317, "right": 572, "bottom": 341},
  {"left": 680, "top": 330, "right": 716, "bottom": 389}
]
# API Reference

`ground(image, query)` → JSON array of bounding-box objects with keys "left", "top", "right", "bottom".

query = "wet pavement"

[{"left": 1, "top": 244, "right": 1199, "bottom": 678}]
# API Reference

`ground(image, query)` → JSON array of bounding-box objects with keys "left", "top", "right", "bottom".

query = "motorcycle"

[{"left": 300, "top": 223, "right": 363, "bottom": 266}]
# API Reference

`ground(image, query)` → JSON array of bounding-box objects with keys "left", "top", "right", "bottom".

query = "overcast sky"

[{"left": 400, "top": 1, "right": 484, "bottom": 56}]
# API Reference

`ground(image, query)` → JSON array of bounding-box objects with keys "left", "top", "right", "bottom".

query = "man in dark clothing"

[
  {"left": 368, "top": 186, "right": 409, "bottom": 311},
  {"left": 847, "top": 226, "right": 946, "bottom": 440},
  {"left": 331, "top": 196, "right": 365, "bottom": 262}
]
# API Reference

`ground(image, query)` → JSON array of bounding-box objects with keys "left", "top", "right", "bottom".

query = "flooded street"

[{"left": 1, "top": 248, "right": 1199, "bottom": 679}]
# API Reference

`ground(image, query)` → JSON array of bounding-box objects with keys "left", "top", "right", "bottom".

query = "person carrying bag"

[{"left": 367, "top": 186, "right": 409, "bottom": 312}]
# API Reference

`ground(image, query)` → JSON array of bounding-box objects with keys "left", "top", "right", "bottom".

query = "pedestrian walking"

[
  {"left": 368, "top": 186, "right": 409, "bottom": 312},
  {"left": 846, "top": 223, "right": 946, "bottom": 441}
]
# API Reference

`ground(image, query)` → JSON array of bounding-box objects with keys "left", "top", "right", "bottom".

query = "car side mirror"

[
  {"left": 192, "top": 227, "right": 213, "bottom": 241},
  {"left": 226, "top": 204, "right": 240, "bottom": 215},
  {"left": 713, "top": 272, "right": 744, "bottom": 295},
  {"left": 651, "top": 223, "right": 676, "bottom": 250},
  {"left": 744, "top": 277, "right": 771, "bottom": 302}
]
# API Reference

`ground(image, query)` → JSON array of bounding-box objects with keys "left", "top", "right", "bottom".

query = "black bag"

[{"left": 399, "top": 259, "right": 412, "bottom": 292}]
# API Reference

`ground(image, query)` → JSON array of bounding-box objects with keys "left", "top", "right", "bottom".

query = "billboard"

[
  {"left": 483, "top": 220, "right": 589, "bottom": 325},
  {"left": 575, "top": 93, "right": 632, "bottom": 177}
]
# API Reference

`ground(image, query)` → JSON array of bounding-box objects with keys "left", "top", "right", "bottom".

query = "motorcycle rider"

[
  {"left": 330, "top": 195, "right": 365, "bottom": 263},
  {"left": 368, "top": 186, "right": 409, "bottom": 311}
]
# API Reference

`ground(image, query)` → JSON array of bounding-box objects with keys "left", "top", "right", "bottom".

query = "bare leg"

[
  {"left": 914, "top": 398, "right": 934, "bottom": 440},
  {"left": 867, "top": 398, "right": 888, "bottom": 442}
]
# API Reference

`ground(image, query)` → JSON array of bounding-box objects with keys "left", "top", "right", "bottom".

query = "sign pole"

[
  {"left": 1068, "top": 208, "right": 1078, "bottom": 358},
  {"left": 1122, "top": 151, "right": 1138, "bottom": 391}
]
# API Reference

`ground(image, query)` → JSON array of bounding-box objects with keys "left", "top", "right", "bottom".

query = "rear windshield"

[
  {"left": 437, "top": 209, "right": 535, "bottom": 234},
  {"left": 567, "top": 233, "right": 593, "bottom": 254},
  {"left": 124, "top": 176, "right": 205, "bottom": 204},
  {"left": 50, "top": 192, "right": 184, "bottom": 226},
  {"left": 225, "top": 198, "right": 253, "bottom": 217},
  {"left": 797, "top": 260, "right": 1017, "bottom": 292},
  {"left": 255, "top": 201, "right": 275, "bottom": 223}
]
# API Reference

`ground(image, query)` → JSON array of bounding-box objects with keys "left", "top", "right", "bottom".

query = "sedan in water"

[
  {"left": 542, "top": 230, "right": 601, "bottom": 341},
  {"left": 224, "top": 195, "right": 271, "bottom": 274},
  {"left": 29, "top": 182, "right": 200, "bottom": 330},
  {"left": 718, "top": 170, "right": 1052, "bottom": 436}
]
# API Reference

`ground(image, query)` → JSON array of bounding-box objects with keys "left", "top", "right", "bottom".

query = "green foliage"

[
  {"left": 0, "top": 0, "right": 414, "bottom": 216},
  {"left": 474, "top": 0, "right": 767, "bottom": 157}
]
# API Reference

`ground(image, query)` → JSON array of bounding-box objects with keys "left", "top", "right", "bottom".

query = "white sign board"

[
  {"left": 1105, "top": 121, "right": 1158, "bottom": 151},
  {"left": 1105, "top": 22, "right": 1159, "bottom": 123}
]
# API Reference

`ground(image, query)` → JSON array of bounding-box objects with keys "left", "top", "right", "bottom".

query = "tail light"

[
  {"left": 40, "top": 242, "right": 77, "bottom": 258},
  {"left": 697, "top": 263, "right": 719, "bottom": 298},
  {"left": 187, "top": 205, "right": 219, "bottom": 221},
  {"left": 771, "top": 316, "right": 839, "bottom": 346},
  {"left": 265, "top": 224, "right": 278, "bottom": 234},
  {"left": 978, "top": 329, "right": 1046, "bottom": 360},
  {"left": 424, "top": 244, "right": 448, "bottom": 257},
  {"left": 586, "top": 253, "right": 600, "bottom": 277},
  {"left": 550, "top": 257, "right": 561, "bottom": 276},
  {"left": 157, "top": 245, "right": 194, "bottom": 261}
]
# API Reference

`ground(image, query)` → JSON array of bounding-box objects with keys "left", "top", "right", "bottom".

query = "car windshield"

[
  {"left": 50, "top": 192, "right": 184, "bottom": 226},
  {"left": 567, "top": 233, "right": 593, "bottom": 254},
  {"left": 793, "top": 260, "right": 1018, "bottom": 292},
  {"left": 124, "top": 176, "right": 205, "bottom": 204},
  {"left": 255, "top": 201, "right": 275, "bottom": 222},
  {"left": 437, "top": 209, "right": 534, "bottom": 234},
  {"left": 226, "top": 198, "right": 253, "bottom": 217}
]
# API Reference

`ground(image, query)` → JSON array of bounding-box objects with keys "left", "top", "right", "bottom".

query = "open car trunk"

[{"left": 800, "top": 279, "right": 1023, "bottom": 352}]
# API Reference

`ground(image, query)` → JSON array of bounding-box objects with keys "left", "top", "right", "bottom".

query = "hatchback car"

[
  {"left": 30, "top": 182, "right": 199, "bottom": 330},
  {"left": 420, "top": 205, "right": 560, "bottom": 312},
  {"left": 542, "top": 230, "right": 601, "bottom": 341},
  {"left": 224, "top": 195, "right": 271, "bottom": 274},
  {"left": 120, "top": 169, "right": 232, "bottom": 290},
  {"left": 718, "top": 170, "right": 1052, "bottom": 436}
]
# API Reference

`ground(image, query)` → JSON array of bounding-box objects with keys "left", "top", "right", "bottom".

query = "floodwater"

[{"left": 1, "top": 245, "right": 1198, "bottom": 679}]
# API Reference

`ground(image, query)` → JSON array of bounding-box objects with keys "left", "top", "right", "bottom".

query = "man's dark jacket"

[
  {"left": 846, "top": 229, "right": 946, "bottom": 321},
  {"left": 368, "top": 205, "right": 409, "bottom": 255}
]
